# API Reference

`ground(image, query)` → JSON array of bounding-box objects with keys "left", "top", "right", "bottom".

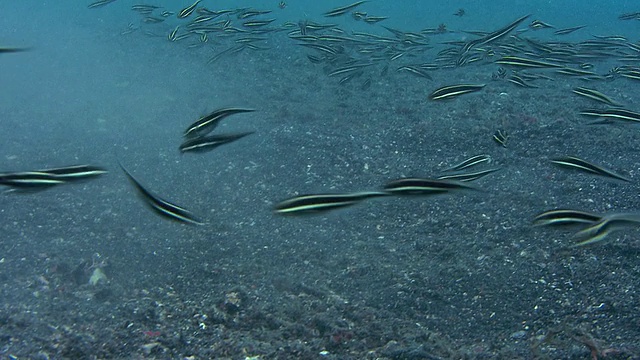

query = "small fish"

[
  {"left": 179, "top": 132, "right": 254, "bottom": 153},
  {"left": 616, "top": 69, "right": 640, "bottom": 81},
  {"left": 88, "top": 0, "right": 116, "bottom": 9},
  {"left": 0, "top": 171, "right": 65, "bottom": 190},
  {"left": 184, "top": 108, "right": 255, "bottom": 137},
  {"left": 436, "top": 168, "right": 500, "bottom": 182},
  {"left": 327, "top": 63, "right": 373, "bottom": 77},
  {"left": 351, "top": 11, "right": 367, "bottom": 20},
  {"left": 572, "top": 213, "right": 640, "bottom": 247},
  {"left": 131, "top": 4, "right": 160, "bottom": 13},
  {"left": 555, "top": 67, "right": 597, "bottom": 77},
  {"left": 235, "top": 37, "right": 268, "bottom": 44},
  {"left": 389, "top": 52, "right": 405, "bottom": 61},
  {"left": 572, "top": 87, "right": 621, "bottom": 107},
  {"left": 142, "top": 16, "right": 165, "bottom": 24},
  {"left": 363, "top": 16, "right": 388, "bottom": 24},
  {"left": 444, "top": 154, "right": 491, "bottom": 172},
  {"left": 507, "top": 75, "right": 538, "bottom": 88},
  {"left": 190, "top": 15, "right": 214, "bottom": 24},
  {"left": 297, "top": 42, "right": 339, "bottom": 55},
  {"left": 168, "top": 26, "right": 180, "bottom": 41},
  {"left": 243, "top": 19, "right": 276, "bottom": 28},
  {"left": 554, "top": 25, "right": 586, "bottom": 35},
  {"left": 493, "top": 129, "right": 508, "bottom": 147},
  {"left": 529, "top": 20, "right": 554, "bottom": 29},
  {"left": 37, "top": 165, "right": 107, "bottom": 181},
  {"left": 493, "top": 67, "right": 507, "bottom": 80},
  {"left": 361, "top": 78, "right": 372, "bottom": 91},
  {"left": 383, "top": 178, "right": 476, "bottom": 196},
  {"left": 380, "top": 64, "right": 389, "bottom": 76},
  {"left": 237, "top": 9, "right": 273, "bottom": 19},
  {"left": 0, "top": 47, "right": 30, "bottom": 54},
  {"left": 533, "top": 209, "right": 602, "bottom": 226},
  {"left": 428, "top": 84, "right": 485, "bottom": 100},
  {"left": 206, "top": 46, "right": 237, "bottom": 64},
  {"left": 338, "top": 71, "right": 363, "bottom": 85},
  {"left": 618, "top": 12, "right": 640, "bottom": 20},
  {"left": 119, "top": 163, "right": 204, "bottom": 225},
  {"left": 580, "top": 108, "right": 640, "bottom": 123},
  {"left": 396, "top": 66, "right": 433, "bottom": 80},
  {"left": 274, "top": 191, "right": 388, "bottom": 215},
  {"left": 453, "top": 8, "right": 465, "bottom": 17},
  {"left": 324, "top": 1, "right": 367, "bottom": 17},
  {"left": 550, "top": 156, "right": 630, "bottom": 182},
  {"left": 178, "top": 0, "right": 201, "bottom": 19},
  {"left": 495, "top": 56, "right": 562, "bottom": 68},
  {"left": 120, "top": 22, "right": 138, "bottom": 35},
  {"left": 461, "top": 14, "right": 529, "bottom": 53}
]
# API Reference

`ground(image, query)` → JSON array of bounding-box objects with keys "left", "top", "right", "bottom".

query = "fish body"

[
  {"left": 0, "top": 172, "right": 64, "bottom": 189},
  {"left": 495, "top": 56, "right": 563, "bottom": 68},
  {"left": 184, "top": 108, "right": 255, "bottom": 137},
  {"left": 572, "top": 87, "right": 621, "bottom": 106},
  {"left": 324, "top": 1, "right": 367, "bottom": 17},
  {"left": 437, "top": 168, "right": 500, "bottom": 182},
  {"left": 0, "top": 47, "right": 30, "bottom": 54},
  {"left": 529, "top": 20, "right": 555, "bottom": 29},
  {"left": 180, "top": 132, "right": 254, "bottom": 153},
  {"left": 36, "top": 165, "right": 107, "bottom": 181},
  {"left": 580, "top": 108, "right": 640, "bottom": 123},
  {"left": 550, "top": 156, "right": 630, "bottom": 182},
  {"left": 88, "top": 0, "right": 116, "bottom": 8},
  {"left": 383, "top": 178, "right": 476, "bottom": 195},
  {"left": 274, "top": 191, "right": 388, "bottom": 215},
  {"left": 572, "top": 213, "right": 640, "bottom": 247},
  {"left": 0, "top": 165, "right": 106, "bottom": 190},
  {"left": 396, "top": 66, "right": 433, "bottom": 79},
  {"left": 462, "top": 14, "right": 530, "bottom": 53},
  {"left": 178, "top": 0, "right": 201, "bottom": 19},
  {"left": 119, "top": 163, "right": 203, "bottom": 225},
  {"left": 533, "top": 209, "right": 602, "bottom": 226},
  {"left": 428, "top": 84, "right": 485, "bottom": 100},
  {"left": 554, "top": 25, "right": 586, "bottom": 35},
  {"left": 444, "top": 155, "right": 491, "bottom": 172},
  {"left": 243, "top": 19, "right": 276, "bottom": 28}
]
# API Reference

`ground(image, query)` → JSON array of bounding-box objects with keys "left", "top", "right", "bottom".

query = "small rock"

[{"left": 142, "top": 342, "right": 160, "bottom": 355}]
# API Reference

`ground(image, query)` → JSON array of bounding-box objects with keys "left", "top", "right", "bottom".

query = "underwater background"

[{"left": 1, "top": 1, "right": 640, "bottom": 359}]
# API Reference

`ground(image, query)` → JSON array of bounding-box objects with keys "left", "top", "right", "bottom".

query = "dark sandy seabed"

[{"left": 1, "top": 3, "right": 640, "bottom": 360}]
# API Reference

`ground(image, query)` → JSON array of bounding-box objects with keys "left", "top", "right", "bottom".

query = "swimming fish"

[{"left": 119, "top": 163, "right": 204, "bottom": 225}]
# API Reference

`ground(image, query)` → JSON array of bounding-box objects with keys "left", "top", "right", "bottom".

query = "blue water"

[{"left": 2, "top": 1, "right": 640, "bottom": 358}]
